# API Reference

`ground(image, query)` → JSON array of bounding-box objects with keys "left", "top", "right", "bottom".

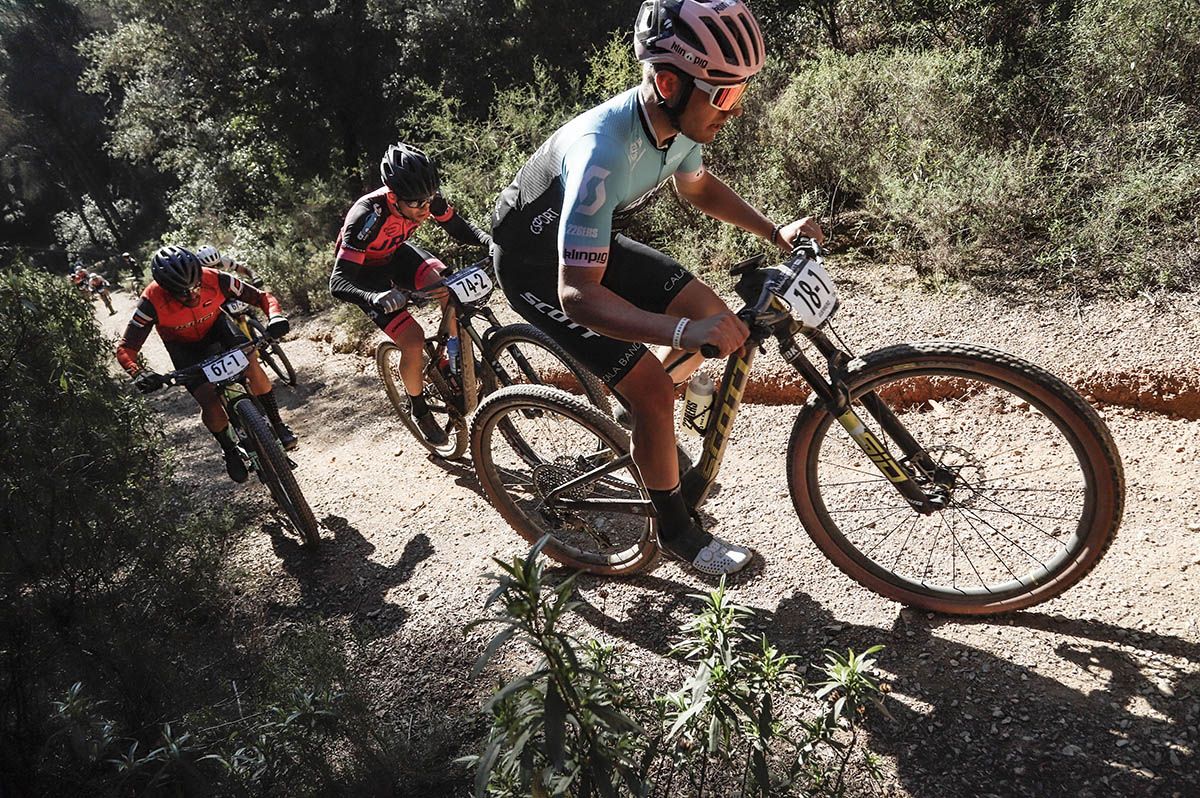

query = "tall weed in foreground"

[{"left": 464, "top": 539, "right": 886, "bottom": 797}]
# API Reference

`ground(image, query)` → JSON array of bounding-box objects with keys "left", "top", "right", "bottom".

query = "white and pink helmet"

[{"left": 634, "top": 0, "right": 766, "bottom": 83}]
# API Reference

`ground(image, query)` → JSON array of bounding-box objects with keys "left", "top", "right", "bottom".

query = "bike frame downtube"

[
  {"left": 691, "top": 347, "right": 757, "bottom": 502},
  {"left": 439, "top": 300, "right": 480, "bottom": 414}
]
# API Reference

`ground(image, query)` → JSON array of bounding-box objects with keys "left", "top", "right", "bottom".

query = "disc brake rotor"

[{"left": 918, "top": 444, "right": 986, "bottom": 508}]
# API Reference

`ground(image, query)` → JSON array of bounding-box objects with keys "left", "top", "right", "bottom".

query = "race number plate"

[
  {"left": 201, "top": 348, "right": 250, "bottom": 383},
  {"left": 776, "top": 257, "right": 838, "bottom": 329},
  {"left": 446, "top": 266, "right": 494, "bottom": 304}
]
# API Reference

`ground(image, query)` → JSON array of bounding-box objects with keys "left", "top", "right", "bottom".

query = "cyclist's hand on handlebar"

[
  {"left": 132, "top": 370, "right": 166, "bottom": 394},
  {"left": 266, "top": 315, "right": 290, "bottom": 338},
  {"left": 370, "top": 288, "right": 409, "bottom": 314},
  {"left": 680, "top": 311, "right": 749, "bottom": 358},
  {"left": 776, "top": 216, "right": 825, "bottom": 251}
]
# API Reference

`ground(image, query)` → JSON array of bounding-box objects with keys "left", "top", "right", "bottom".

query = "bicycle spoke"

[{"left": 800, "top": 353, "right": 1112, "bottom": 607}]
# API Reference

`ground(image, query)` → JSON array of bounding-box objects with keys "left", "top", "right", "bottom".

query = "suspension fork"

[{"left": 791, "top": 328, "right": 945, "bottom": 512}]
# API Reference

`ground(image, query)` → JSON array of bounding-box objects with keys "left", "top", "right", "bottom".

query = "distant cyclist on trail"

[
  {"left": 87, "top": 270, "right": 116, "bottom": 315},
  {"left": 197, "top": 245, "right": 265, "bottom": 289},
  {"left": 329, "top": 143, "right": 492, "bottom": 447},
  {"left": 116, "top": 246, "right": 297, "bottom": 483},
  {"left": 491, "top": 0, "right": 824, "bottom": 575}
]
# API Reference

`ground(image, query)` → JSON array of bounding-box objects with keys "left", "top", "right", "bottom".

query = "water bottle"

[
  {"left": 446, "top": 336, "right": 461, "bottom": 375},
  {"left": 681, "top": 372, "right": 715, "bottom": 438}
]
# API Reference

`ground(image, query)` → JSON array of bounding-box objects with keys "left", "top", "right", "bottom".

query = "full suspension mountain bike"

[
  {"left": 376, "top": 257, "right": 611, "bottom": 459},
  {"left": 160, "top": 338, "right": 320, "bottom": 547},
  {"left": 468, "top": 241, "right": 1125, "bottom": 615}
]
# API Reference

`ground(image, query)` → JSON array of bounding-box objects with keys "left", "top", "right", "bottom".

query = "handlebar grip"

[{"left": 700, "top": 344, "right": 720, "bottom": 358}]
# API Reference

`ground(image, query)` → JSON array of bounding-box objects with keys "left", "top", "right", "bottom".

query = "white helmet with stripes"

[{"left": 634, "top": 0, "right": 766, "bottom": 83}]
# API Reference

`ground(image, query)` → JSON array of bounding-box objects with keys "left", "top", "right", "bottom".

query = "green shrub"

[
  {"left": 0, "top": 265, "right": 399, "bottom": 795},
  {"left": 464, "top": 539, "right": 886, "bottom": 797}
]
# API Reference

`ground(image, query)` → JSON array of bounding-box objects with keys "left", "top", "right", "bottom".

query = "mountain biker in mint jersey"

[
  {"left": 116, "top": 246, "right": 298, "bottom": 483},
  {"left": 197, "top": 245, "right": 264, "bottom": 289},
  {"left": 492, "top": 0, "right": 824, "bottom": 576},
  {"left": 329, "top": 143, "right": 492, "bottom": 447}
]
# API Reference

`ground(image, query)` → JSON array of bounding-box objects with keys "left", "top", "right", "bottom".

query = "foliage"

[
  {"left": 0, "top": 265, "right": 397, "bottom": 795},
  {"left": 465, "top": 539, "right": 887, "bottom": 797}
]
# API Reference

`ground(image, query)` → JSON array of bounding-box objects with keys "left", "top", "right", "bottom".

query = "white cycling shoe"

[{"left": 664, "top": 534, "right": 755, "bottom": 576}]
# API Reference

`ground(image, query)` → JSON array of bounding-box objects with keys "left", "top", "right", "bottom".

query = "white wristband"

[{"left": 672, "top": 317, "right": 690, "bottom": 350}]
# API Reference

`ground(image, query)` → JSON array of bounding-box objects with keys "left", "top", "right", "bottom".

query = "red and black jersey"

[
  {"left": 334, "top": 187, "right": 456, "bottom": 267},
  {"left": 328, "top": 188, "right": 492, "bottom": 307},
  {"left": 115, "top": 268, "right": 283, "bottom": 374}
]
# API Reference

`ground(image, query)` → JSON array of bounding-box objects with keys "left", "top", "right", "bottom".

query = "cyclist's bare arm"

[
  {"left": 674, "top": 170, "right": 825, "bottom": 249},
  {"left": 559, "top": 266, "right": 747, "bottom": 358}
]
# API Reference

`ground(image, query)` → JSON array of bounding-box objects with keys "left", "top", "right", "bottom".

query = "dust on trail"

[{"left": 98, "top": 282, "right": 1200, "bottom": 796}]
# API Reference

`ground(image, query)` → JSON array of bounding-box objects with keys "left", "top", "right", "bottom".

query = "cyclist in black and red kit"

[
  {"left": 329, "top": 143, "right": 492, "bottom": 446},
  {"left": 116, "top": 246, "right": 296, "bottom": 482}
]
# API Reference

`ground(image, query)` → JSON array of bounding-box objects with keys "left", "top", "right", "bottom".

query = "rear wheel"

[
  {"left": 470, "top": 384, "right": 656, "bottom": 575},
  {"left": 247, "top": 317, "right": 298, "bottom": 386},
  {"left": 481, "top": 324, "right": 611, "bottom": 413},
  {"left": 376, "top": 340, "right": 467, "bottom": 459},
  {"left": 235, "top": 398, "right": 319, "bottom": 547},
  {"left": 787, "top": 342, "right": 1123, "bottom": 614}
]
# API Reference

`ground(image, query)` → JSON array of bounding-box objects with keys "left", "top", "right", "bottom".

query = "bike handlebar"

[
  {"left": 693, "top": 239, "right": 825, "bottom": 360},
  {"left": 158, "top": 338, "right": 273, "bottom": 388},
  {"left": 402, "top": 256, "right": 493, "bottom": 306}
]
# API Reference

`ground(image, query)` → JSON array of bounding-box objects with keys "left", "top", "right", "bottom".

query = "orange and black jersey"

[
  {"left": 329, "top": 189, "right": 491, "bottom": 306},
  {"left": 116, "top": 268, "right": 283, "bottom": 374}
]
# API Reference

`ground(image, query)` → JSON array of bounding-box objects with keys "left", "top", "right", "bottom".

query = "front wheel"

[
  {"left": 470, "top": 384, "right": 657, "bottom": 575},
  {"left": 247, "top": 317, "right": 298, "bottom": 386},
  {"left": 375, "top": 340, "right": 467, "bottom": 459},
  {"left": 787, "top": 341, "right": 1124, "bottom": 615},
  {"left": 235, "top": 398, "right": 320, "bottom": 547}
]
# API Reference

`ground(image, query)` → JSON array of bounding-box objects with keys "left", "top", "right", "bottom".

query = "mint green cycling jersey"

[{"left": 492, "top": 87, "right": 704, "bottom": 267}]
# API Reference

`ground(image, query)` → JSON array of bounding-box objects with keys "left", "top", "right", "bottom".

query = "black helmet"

[
  {"left": 151, "top": 245, "right": 202, "bottom": 300},
  {"left": 380, "top": 143, "right": 439, "bottom": 200}
]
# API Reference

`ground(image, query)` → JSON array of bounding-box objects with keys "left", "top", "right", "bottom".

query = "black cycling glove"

[
  {"left": 266, "top": 315, "right": 290, "bottom": 338},
  {"left": 133, "top": 370, "right": 165, "bottom": 394}
]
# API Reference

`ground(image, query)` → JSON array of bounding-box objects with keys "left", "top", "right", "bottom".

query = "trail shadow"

[
  {"left": 265, "top": 514, "right": 435, "bottom": 637},
  {"left": 422, "top": 452, "right": 491, "bottom": 501},
  {"left": 570, "top": 579, "right": 1198, "bottom": 796}
]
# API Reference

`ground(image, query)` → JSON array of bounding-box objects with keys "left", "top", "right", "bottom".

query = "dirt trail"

[{"left": 98, "top": 269, "right": 1200, "bottom": 796}]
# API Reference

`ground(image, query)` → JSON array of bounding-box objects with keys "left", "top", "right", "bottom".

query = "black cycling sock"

[
  {"left": 409, "top": 392, "right": 429, "bottom": 416},
  {"left": 648, "top": 484, "right": 709, "bottom": 559},
  {"left": 258, "top": 389, "right": 284, "bottom": 427},
  {"left": 212, "top": 425, "right": 239, "bottom": 452}
]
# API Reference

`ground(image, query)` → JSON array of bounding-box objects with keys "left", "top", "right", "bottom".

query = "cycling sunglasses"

[
  {"left": 693, "top": 78, "right": 749, "bottom": 112},
  {"left": 399, "top": 195, "right": 436, "bottom": 209}
]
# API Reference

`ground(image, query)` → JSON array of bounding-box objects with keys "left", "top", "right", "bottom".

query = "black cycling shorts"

[
  {"left": 163, "top": 315, "right": 249, "bottom": 395},
  {"left": 347, "top": 242, "right": 444, "bottom": 340},
  {"left": 494, "top": 234, "right": 694, "bottom": 388}
]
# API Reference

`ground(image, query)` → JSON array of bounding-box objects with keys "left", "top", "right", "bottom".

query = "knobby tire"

[
  {"left": 235, "top": 398, "right": 320, "bottom": 547},
  {"left": 470, "top": 384, "right": 657, "bottom": 575},
  {"left": 787, "top": 341, "right": 1123, "bottom": 614}
]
